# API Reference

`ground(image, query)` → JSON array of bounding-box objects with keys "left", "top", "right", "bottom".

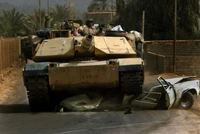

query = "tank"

[{"left": 22, "top": 28, "right": 144, "bottom": 112}]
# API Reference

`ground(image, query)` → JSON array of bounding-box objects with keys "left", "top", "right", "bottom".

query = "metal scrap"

[{"left": 60, "top": 94, "right": 103, "bottom": 112}]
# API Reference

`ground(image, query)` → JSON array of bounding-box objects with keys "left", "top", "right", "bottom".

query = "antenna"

[
  {"left": 69, "top": 0, "right": 75, "bottom": 20},
  {"left": 47, "top": 0, "right": 49, "bottom": 16},
  {"left": 39, "top": 0, "right": 41, "bottom": 29}
]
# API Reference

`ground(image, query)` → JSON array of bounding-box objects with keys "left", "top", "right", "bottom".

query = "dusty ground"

[{"left": 0, "top": 62, "right": 28, "bottom": 105}]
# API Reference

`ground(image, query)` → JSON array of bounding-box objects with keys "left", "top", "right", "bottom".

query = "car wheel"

[{"left": 180, "top": 92, "right": 194, "bottom": 109}]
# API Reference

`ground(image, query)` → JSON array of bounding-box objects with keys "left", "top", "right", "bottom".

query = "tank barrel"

[
  {"left": 86, "top": 34, "right": 93, "bottom": 41},
  {"left": 81, "top": 34, "right": 94, "bottom": 51}
]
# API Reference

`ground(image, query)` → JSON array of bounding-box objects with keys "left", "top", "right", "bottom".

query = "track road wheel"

[{"left": 180, "top": 92, "right": 194, "bottom": 110}]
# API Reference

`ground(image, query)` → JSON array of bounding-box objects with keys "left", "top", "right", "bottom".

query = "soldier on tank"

[{"left": 82, "top": 18, "right": 98, "bottom": 35}]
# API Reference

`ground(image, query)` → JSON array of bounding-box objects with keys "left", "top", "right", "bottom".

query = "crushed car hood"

[{"left": 165, "top": 76, "right": 196, "bottom": 85}]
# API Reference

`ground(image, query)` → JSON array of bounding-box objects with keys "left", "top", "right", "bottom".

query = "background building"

[{"left": 86, "top": 10, "right": 116, "bottom": 24}]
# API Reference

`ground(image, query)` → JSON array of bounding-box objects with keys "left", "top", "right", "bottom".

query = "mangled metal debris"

[
  {"left": 129, "top": 76, "right": 200, "bottom": 110},
  {"left": 60, "top": 94, "right": 103, "bottom": 112},
  {"left": 58, "top": 76, "right": 200, "bottom": 112}
]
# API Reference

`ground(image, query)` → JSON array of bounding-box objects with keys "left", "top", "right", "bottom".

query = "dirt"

[
  {"left": 0, "top": 61, "right": 28, "bottom": 105},
  {"left": 144, "top": 71, "right": 181, "bottom": 84}
]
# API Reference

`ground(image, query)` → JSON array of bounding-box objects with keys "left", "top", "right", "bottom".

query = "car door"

[{"left": 157, "top": 76, "right": 176, "bottom": 109}]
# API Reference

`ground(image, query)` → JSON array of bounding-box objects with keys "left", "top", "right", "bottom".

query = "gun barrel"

[{"left": 81, "top": 34, "right": 94, "bottom": 51}]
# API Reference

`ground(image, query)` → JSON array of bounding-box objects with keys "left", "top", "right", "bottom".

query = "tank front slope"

[
  {"left": 94, "top": 36, "right": 137, "bottom": 58},
  {"left": 48, "top": 60, "right": 119, "bottom": 90},
  {"left": 33, "top": 37, "right": 74, "bottom": 61},
  {"left": 48, "top": 58, "right": 143, "bottom": 92}
]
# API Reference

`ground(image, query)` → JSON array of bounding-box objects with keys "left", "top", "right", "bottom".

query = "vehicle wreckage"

[
  {"left": 60, "top": 76, "right": 200, "bottom": 111},
  {"left": 131, "top": 76, "right": 200, "bottom": 110}
]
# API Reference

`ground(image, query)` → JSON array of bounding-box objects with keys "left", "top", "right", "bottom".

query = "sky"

[{"left": 0, "top": 0, "right": 92, "bottom": 12}]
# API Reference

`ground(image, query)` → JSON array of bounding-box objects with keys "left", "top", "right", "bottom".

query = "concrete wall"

[
  {"left": 144, "top": 40, "right": 200, "bottom": 76},
  {"left": 145, "top": 52, "right": 165, "bottom": 74},
  {"left": 145, "top": 40, "right": 200, "bottom": 56}
]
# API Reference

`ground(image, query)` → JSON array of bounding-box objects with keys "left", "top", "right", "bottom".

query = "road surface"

[{"left": 0, "top": 110, "right": 200, "bottom": 134}]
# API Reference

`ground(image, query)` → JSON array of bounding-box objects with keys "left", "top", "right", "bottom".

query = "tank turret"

[{"left": 33, "top": 34, "right": 137, "bottom": 62}]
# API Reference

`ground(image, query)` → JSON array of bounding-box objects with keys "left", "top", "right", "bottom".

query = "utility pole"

[
  {"left": 142, "top": 11, "right": 145, "bottom": 40},
  {"left": 47, "top": 0, "right": 49, "bottom": 16},
  {"left": 45, "top": 0, "right": 51, "bottom": 28},
  {"left": 111, "top": 0, "right": 113, "bottom": 22},
  {"left": 69, "top": 0, "right": 75, "bottom": 20},
  {"left": 73, "top": 1, "right": 76, "bottom": 19},
  {"left": 39, "top": 0, "right": 41, "bottom": 29},
  {"left": 173, "top": 0, "right": 177, "bottom": 73}
]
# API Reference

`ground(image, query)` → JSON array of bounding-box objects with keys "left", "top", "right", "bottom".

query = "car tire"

[{"left": 180, "top": 92, "right": 194, "bottom": 109}]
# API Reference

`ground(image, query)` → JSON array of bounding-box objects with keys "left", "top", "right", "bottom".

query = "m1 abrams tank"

[{"left": 23, "top": 27, "right": 144, "bottom": 112}]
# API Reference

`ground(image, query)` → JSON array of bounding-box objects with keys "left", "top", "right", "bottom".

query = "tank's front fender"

[{"left": 23, "top": 62, "right": 49, "bottom": 77}]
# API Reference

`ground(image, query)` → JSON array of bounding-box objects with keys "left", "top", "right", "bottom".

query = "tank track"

[
  {"left": 24, "top": 75, "right": 54, "bottom": 112},
  {"left": 120, "top": 71, "right": 144, "bottom": 95}
]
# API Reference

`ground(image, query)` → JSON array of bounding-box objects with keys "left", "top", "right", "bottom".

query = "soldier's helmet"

[{"left": 86, "top": 18, "right": 94, "bottom": 26}]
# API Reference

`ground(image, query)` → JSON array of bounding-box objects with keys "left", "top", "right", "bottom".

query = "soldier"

[{"left": 82, "top": 18, "right": 98, "bottom": 35}]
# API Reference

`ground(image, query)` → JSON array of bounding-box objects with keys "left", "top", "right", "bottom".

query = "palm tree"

[
  {"left": 23, "top": 4, "right": 69, "bottom": 35},
  {"left": 23, "top": 9, "right": 46, "bottom": 35},
  {"left": 0, "top": 8, "right": 24, "bottom": 37},
  {"left": 50, "top": 4, "right": 69, "bottom": 22}
]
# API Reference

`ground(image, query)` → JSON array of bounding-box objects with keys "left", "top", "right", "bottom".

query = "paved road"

[{"left": 0, "top": 110, "right": 200, "bottom": 134}]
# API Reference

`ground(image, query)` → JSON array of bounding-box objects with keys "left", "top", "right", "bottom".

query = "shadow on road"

[{"left": 0, "top": 104, "right": 31, "bottom": 113}]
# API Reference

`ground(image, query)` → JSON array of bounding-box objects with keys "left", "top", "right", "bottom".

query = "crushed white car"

[
  {"left": 131, "top": 76, "right": 200, "bottom": 110},
  {"left": 59, "top": 76, "right": 199, "bottom": 112}
]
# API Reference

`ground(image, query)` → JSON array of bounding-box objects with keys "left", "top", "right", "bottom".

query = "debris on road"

[
  {"left": 60, "top": 94, "right": 103, "bottom": 112},
  {"left": 58, "top": 76, "right": 200, "bottom": 112}
]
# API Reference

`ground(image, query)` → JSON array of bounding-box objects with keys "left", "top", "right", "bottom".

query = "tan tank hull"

[{"left": 48, "top": 58, "right": 143, "bottom": 91}]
